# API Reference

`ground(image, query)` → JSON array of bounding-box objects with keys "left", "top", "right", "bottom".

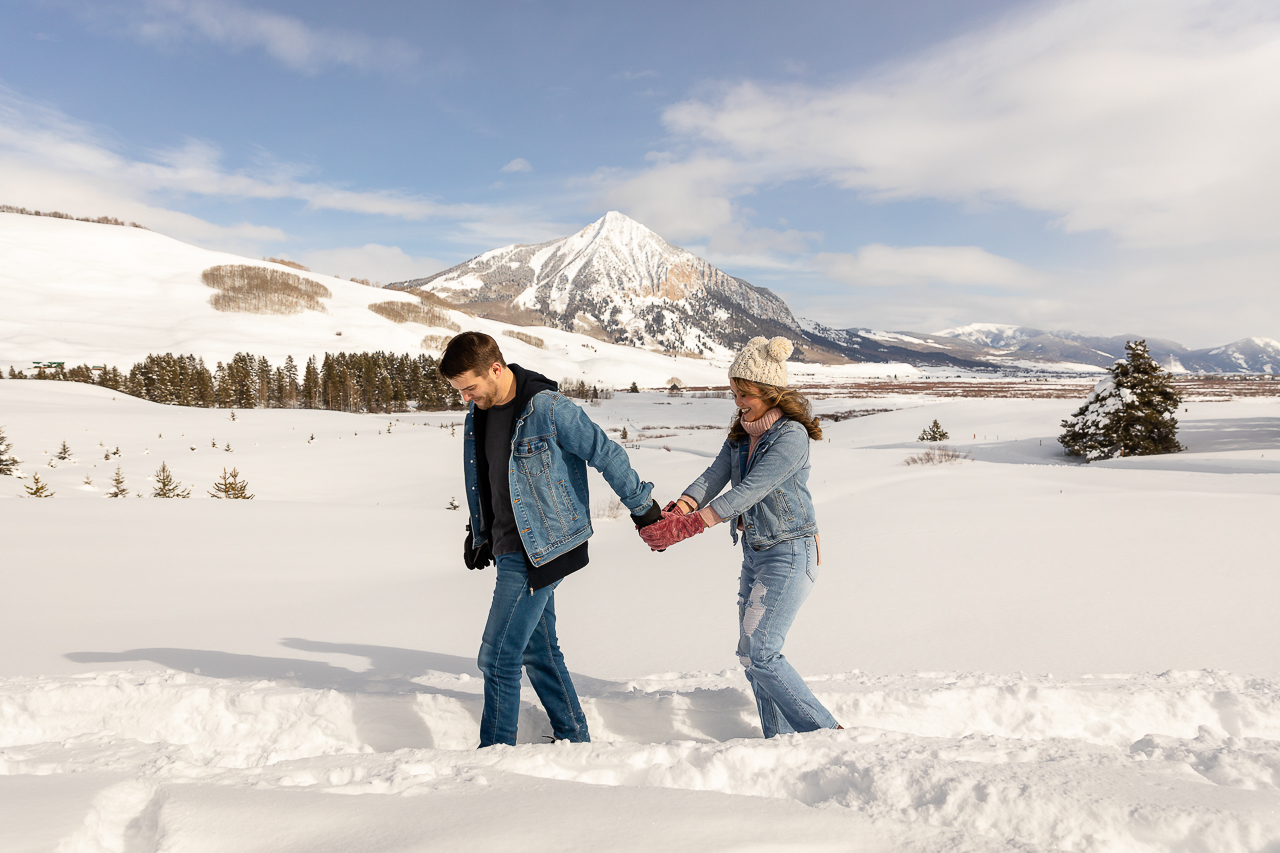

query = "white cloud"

[
  {"left": 0, "top": 86, "right": 510, "bottom": 253},
  {"left": 598, "top": 156, "right": 817, "bottom": 264},
  {"left": 125, "top": 0, "right": 419, "bottom": 75},
  {"left": 660, "top": 0, "right": 1280, "bottom": 250},
  {"left": 816, "top": 245, "right": 1046, "bottom": 289},
  {"left": 297, "top": 244, "right": 445, "bottom": 285},
  {"left": 500, "top": 158, "right": 533, "bottom": 173}
]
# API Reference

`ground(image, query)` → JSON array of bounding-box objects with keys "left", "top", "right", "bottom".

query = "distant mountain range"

[
  {"left": 389, "top": 213, "right": 1278, "bottom": 374},
  {"left": 862, "top": 323, "right": 1280, "bottom": 374}
]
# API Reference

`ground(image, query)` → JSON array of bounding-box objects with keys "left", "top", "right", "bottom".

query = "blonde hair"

[{"left": 728, "top": 379, "right": 822, "bottom": 442}]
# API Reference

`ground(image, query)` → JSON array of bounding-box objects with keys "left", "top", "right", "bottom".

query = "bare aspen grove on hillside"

[
  {"left": 367, "top": 300, "right": 460, "bottom": 330},
  {"left": 201, "top": 265, "right": 331, "bottom": 315},
  {"left": 502, "top": 329, "right": 545, "bottom": 348},
  {"left": 420, "top": 334, "right": 453, "bottom": 351}
]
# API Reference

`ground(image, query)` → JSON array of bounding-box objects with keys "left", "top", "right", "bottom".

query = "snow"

[
  {"left": 933, "top": 322, "right": 1031, "bottom": 348},
  {"left": 4, "top": 377, "right": 1280, "bottom": 851}
]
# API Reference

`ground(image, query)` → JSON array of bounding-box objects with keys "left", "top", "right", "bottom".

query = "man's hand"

[
  {"left": 464, "top": 523, "right": 492, "bottom": 571},
  {"left": 630, "top": 499, "right": 662, "bottom": 529},
  {"left": 639, "top": 511, "right": 707, "bottom": 551}
]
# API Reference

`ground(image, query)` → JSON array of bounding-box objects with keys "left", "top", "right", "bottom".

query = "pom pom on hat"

[{"left": 729, "top": 336, "right": 792, "bottom": 388}]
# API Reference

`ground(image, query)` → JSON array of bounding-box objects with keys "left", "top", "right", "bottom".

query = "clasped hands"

[{"left": 635, "top": 497, "right": 713, "bottom": 551}]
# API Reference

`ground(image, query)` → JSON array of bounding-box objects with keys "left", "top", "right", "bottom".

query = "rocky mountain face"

[{"left": 391, "top": 212, "right": 802, "bottom": 356}]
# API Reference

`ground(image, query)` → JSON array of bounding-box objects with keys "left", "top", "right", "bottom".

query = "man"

[{"left": 441, "top": 331, "right": 661, "bottom": 747}]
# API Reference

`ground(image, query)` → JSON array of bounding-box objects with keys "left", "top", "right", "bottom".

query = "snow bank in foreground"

[{"left": 4, "top": 669, "right": 1280, "bottom": 851}]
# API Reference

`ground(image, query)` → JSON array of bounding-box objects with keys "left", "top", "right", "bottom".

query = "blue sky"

[{"left": 3, "top": 0, "right": 1279, "bottom": 347}]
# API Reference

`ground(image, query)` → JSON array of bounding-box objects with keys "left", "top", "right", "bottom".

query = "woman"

[{"left": 640, "top": 336, "right": 840, "bottom": 737}]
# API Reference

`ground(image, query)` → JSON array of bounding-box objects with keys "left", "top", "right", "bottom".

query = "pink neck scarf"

[{"left": 742, "top": 407, "right": 782, "bottom": 461}]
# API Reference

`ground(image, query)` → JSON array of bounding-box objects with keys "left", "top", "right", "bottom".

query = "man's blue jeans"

[
  {"left": 477, "top": 551, "right": 590, "bottom": 747},
  {"left": 737, "top": 535, "right": 838, "bottom": 737}
]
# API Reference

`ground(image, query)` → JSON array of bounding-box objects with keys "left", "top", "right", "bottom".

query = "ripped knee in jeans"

[{"left": 738, "top": 581, "right": 768, "bottom": 666}]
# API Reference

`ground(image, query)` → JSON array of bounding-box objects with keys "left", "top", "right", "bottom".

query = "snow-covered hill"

[
  {"left": 392, "top": 211, "right": 803, "bottom": 355},
  {"left": 0, "top": 212, "right": 777, "bottom": 388}
]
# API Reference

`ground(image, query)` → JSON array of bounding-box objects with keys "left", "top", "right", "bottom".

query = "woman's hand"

[{"left": 664, "top": 496, "right": 698, "bottom": 516}]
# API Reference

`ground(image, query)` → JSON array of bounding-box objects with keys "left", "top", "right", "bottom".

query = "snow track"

[{"left": 4, "top": 669, "right": 1280, "bottom": 852}]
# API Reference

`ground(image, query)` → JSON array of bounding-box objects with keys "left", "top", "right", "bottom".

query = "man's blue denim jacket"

[
  {"left": 681, "top": 418, "right": 817, "bottom": 550},
  {"left": 464, "top": 389, "right": 654, "bottom": 568}
]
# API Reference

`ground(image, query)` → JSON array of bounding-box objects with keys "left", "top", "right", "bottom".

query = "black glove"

[
  {"left": 464, "top": 523, "right": 492, "bottom": 571},
  {"left": 630, "top": 499, "right": 662, "bottom": 529}
]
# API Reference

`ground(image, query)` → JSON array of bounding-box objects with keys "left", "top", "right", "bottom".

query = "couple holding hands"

[{"left": 442, "top": 331, "right": 838, "bottom": 748}]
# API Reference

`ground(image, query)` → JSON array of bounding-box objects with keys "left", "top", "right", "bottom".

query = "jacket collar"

[{"left": 508, "top": 363, "right": 557, "bottom": 418}]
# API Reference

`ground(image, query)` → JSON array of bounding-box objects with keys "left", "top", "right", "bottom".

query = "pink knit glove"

[{"left": 640, "top": 510, "right": 706, "bottom": 551}]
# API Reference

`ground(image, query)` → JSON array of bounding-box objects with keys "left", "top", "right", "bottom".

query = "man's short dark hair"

[{"left": 440, "top": 331, "right": 507, "bottom": 379}]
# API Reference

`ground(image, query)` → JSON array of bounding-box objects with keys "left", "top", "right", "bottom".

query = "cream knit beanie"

[{"left": 728, "top": 336, "right": 793, "bottom": 388}]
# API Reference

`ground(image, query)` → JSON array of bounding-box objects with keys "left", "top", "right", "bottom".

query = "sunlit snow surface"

[{"left": 3, "top": 381, "right": 1280, "bottom": 852}]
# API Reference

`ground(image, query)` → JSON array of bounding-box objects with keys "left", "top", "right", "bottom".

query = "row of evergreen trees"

[
  {"left": 5, "top": 353, "right": 629, "bottom": 411},
  {"left": 6, "top": 352, "right": 465, "bottom": 412}
]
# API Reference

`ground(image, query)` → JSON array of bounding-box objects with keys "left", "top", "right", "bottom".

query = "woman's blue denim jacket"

[
  {"left": 682, "top": 418, "right": 817, "bottom": 550},
  {"left": 463, "top": 390, "right": 654, "bottom": 568}
]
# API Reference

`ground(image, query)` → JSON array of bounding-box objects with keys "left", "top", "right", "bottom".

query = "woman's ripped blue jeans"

[{"left": 737, "top": 535, "right": 838, "bottom": 737}]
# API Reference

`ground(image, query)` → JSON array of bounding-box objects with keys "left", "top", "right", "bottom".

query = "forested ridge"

[{"left": 6, "top": 352, "right": 464, "bottom": 412}]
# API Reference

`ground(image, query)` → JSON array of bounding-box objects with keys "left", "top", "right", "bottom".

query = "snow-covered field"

[{"left": 3, "top": 379, "right": 1280, "bottom": 852}]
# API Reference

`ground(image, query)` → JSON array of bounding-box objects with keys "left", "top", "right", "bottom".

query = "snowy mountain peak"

[
  {"left": 933, "top": 323, "right": 1042, "bottom": 349},
  {"left": 393, "top": 212, "right": 801, "bottom": 354}
]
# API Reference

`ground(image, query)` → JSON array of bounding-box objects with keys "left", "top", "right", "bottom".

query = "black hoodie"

[{"left": 471, "top": 364, "right": 590, "bottom": 590}]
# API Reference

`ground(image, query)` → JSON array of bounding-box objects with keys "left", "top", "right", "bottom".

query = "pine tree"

[
  {"left": 628, "top": 381, "right": 639, "bottom": 393},
  {"left": 302, "top": 356, "right": 320, "bottom": 409},
  {"left": 209, "top": 467, "right": 254, "bottom": 499},
  {"left": 621, "top": 427, "right": 628, "bottom": 440},
  {"left": 55, "top": 440, "right": 72, "bottom": 460},
  {"left": 24, "top": 472, "right": 54, "bottom": 497},
  {"left": 918, "top": 419, "right": 949, "bottom": 442},
  {"left": 151, "top": 462, "right": 192, "bottom": 498},
  {"left": 0, "top": 426, "right": 18, "bottom": 475},
  {"left": 283, "top": 355, "right": 299, "bottom": 408},
  {"left": 1059, "top": 340, "right": 1184, "bottom": 461},
  {"left": 105, "top": 466, "right": 128, "bottom": 498}
]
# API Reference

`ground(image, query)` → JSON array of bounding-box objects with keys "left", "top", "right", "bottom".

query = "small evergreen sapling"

[
  {"left": 0, "top": 426, "right": 19, "bottom": 476},
  {"left": 105, "top": 466, "right": 128, "bottom": 498},
  {"left": 918, "top": 419, "right": 949, "bottom": 442},
  {"left": 628, "top": 381, "right": 639, "bottom": 393},
  {"left": 55, "top": 440, "right": 72, "bottom": 461},
  {"left": 209, "top": 467, "right": 254, "bottom": 499},
  {"left": 24, "top": 472, "right": 53, "bottom": 497},
  {"left": 151, "top": 462, "right": 192, "bottom": 498},
  {"left": 1059, "top": 340, "right": 1184, "bottom": 461}
]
